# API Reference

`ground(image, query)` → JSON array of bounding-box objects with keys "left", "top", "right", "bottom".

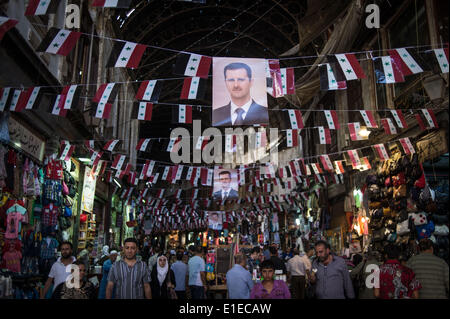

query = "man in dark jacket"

[{"left": 269, "top": 246, "right": 287, "bottom": 274}]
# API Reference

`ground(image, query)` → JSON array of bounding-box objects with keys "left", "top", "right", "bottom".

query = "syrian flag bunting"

[
  {"left": 60, "top": 85, "right": 81, "bottom": 110},
  {"left": 359, "top": 110, "right": 378, "bottom": 128},
  {"left": 103, "top": 139, "right": 120, "bottom": 151},
  {"left": 59, "top": 143, "right": 75, "bottom": 161},
  {"left": 167, "top": 137, "right": 182, "bottom": 152},
  {"left": 50, "top": 95, "right": 68, "bottom": 117},
  {"left": 399, "top": 137, "right": 415, "bottom": 155},
  {"left": 173, "top": 104, "right": 192, "bottom": 124},
  {"left": 425, "top": 48, "right": 449, "bottom": 74},
  {"left": 415, "top": 113, "right": 427, "bottom": 131},
  {"left": 85, "top": 140, "right": 95, "bottom": 150},
  {"left": 390, "top": 110, "right": 407, "bottom": 128},
  {"left": 381, "top": 118, "right": 397, "bottom": 134},
  {"left": 373, "top": 144, "right": 390, "bottom": 161},
  {"left": 0, "top": 17, "right": 18, "bottom": 41},
  {"left": 106, "top": 41, "right": 147, "bottom": 68},
  {"left": 92, "top": 0, "right": 132, "bottom": 8},
  {"left": 175, "top": 53, "right": 212, "bottom": 78},
  {"left": 195, "top": 136, "right": 209, "bottom": 150},
  {"left": 332, "top": 53, "right": 366, "bottom": 80},
  {"left": 132, "top": 102, "right": 153, "bottom": 121},
  {"left": 281, "top": 68, "right": 295, "bottom": 95},
  {"left": 16, "top": 87, "right": 41, "bottom": 111},
  {"left": 136, "top": 138, "right": 152, "bottom": 152},
  {"left": 93, "top": 83, "right": 119, "bottom": 119},
  {"left": 320, "top": 155, "right": 334, "bottom": 172},
  {"left": 421, "top": 109, "right": 439, "bottom": 128},
  {"left": 373, "top": 56, "right": 405, "bottom": 83},
  {"left": 347, "top": 150, "right": 361, "bottom": 167},
  {"left": 0, "top": 88, "right": 12, "bottom": 112},
  {"left": 324, "top": 110, "right": 340, "bottom": 129},
  {"left": 286, "top": 129, "right": 298, "bottom": 148},
  {"left": 111, "top": 154, "right": 126, "bottom": 170},
  {"left": 317, "top": 126, "right": 331, "bottom": 145},
  {"left": 285, "top": 110, "right": 304, "bottom": 129},
  {"left": 334, "top": 160, "right": 346, "bottom": 174},
  {"left": 319, "top": 63, "right": 347, "bottom": 91},
  {"left": 348, "top": 122, "right": 367, "bottom": 141},
  {"left": 388, "top": 48, "right": 424, "bottom": 76},
  {"left": 25, "top": 0, "right": 58, "bottom": 16},
  {"left": 180, "top": 77, "right": 206, "bottom": 100},
  {"left": 36, "top": 28, "right": 81, "bottom": 56},
  {"left": 135, "top": 80, "right": 163, "bottom": 102}
]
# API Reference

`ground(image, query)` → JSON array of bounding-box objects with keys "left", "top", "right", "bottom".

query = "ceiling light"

[{"left": 78, "top": 158, "right": 91, "bottom": 163}]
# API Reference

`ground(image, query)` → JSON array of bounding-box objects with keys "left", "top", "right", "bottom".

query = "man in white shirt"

[
  {"left": 287, "top": 248, "right": 311, "bottom": 299},
  {"left": 41, "top": 241, "right": 76, "bottom": 298},
  {"left": 212, "top": 62, "right": 269, "bottom": 126}
]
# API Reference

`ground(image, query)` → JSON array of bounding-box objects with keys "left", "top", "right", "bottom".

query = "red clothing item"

[
  {"left": 45, "top": 160, "right": 64, "bottom": 180},
  {"left": 2, "top": 250, "right": 22, "bottom": 273},
  {"left": 378, "top": 260, "right": 421, "bottom": 299}
]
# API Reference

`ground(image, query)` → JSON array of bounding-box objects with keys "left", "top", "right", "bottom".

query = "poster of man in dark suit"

[
  {"left": 213, "top": 170, "right": 239, "bottom": 201},
  {"left": 212, "top": 58, "right": 269, "bottom": 126}
]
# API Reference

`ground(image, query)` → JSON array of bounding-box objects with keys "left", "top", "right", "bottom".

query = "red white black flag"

[
  {"left": 0, "top": 17, "right": 18, "bottom": 41},
  {"left": 390, "top": 109, "right": 407, "bottom": 128},
  {"left": 60, "top": 85, "right": 81, "bottom": 110},
  {"left": 330, "top": 53, "right": 366, "bottom": 80},
  {"left": 286, "top": 129, "right": 299, "bottom": 148},
  {"left": 399, "top": 137, "right": 415, "bottom": 155},
  {"left": 59, "top": 143, "right": 75, "bottom": 161},
  {"left": 172, "top": 105, "right": 192, "bottom": 124},
  {"left": 422, "top": 48, "right": 449, "bottom": 74},
  {"left": 324, "top": 110, "right": 340, "bottom": 129},
  {"left": 136, "top": 138, "right": 153, "bottom": 152},
  {"left": 318, "top": 126, "right": 331, "bottom": 144},
  {"left": 420, "top": 109, "right": 439, "bottom": 128},
  {"left": 25, "top": 0, "right": 58, "bottom": 16},
  {"left": 132, "top": 102, "right": 153, "bottom": 121},
  {"left": 359, "top": 110, "right": 378, "bottom": 128},
  {"left": 373, "top": 56, "right": 405, "bottom": 83},
  {"left": 180, "top": 77, "right": 207, "bottom": 100},
  {"left": 195, "top": 136, "right": 209, "bottom": 150},
  {"left": 103, "top": 139, "right": 120, "bottom": 152},
  {"left": 281, "top": 68, "right": 295, "bottom": 95},
  {"left": 15, "top": 87, "right": 41, "bottom": 111},
  {"left": 92, "top": 83, "right": 120, "bottom": 119},
  {"left": 92, "top": 0, "right": 132, "bottom": 8},
  {"left": 381, "top": 118, "right": 397, "bottom": 135},
  {"left": 174, "top": 53, "right": 212, "bottom": 78},
  {"left": 106, "top": 41, "right": 147, "bottom": 69},
  {"left": 388, "top": 48, "right": 424, "bottom": 76},
  {"left": 284, "top": 109, "right": 304, "bottom": 129},
  {"left": 36, "top": 28, "right": 81, "bottom": 56},
  {"left": 319, "top": 63, "right": 347, "bottom": 91},
  {"left": 50, "top": 95, "right": 68, "bottom": 117},
  {"left": 373, "top": 144, "right": 390, "bottom": 161},
  {"left": 0, "top": 87, "right": 12, "bottom": 112},
  {"left": 111, "top": 154, "right": 127, "bottom": 170},
  {"left": 135, "top": 80, "right": 163, "bottom": 102}
]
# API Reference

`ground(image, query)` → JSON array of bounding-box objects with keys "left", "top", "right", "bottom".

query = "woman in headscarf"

[
  {"left": 96, "top": 245, "right": 110, "bottom": 266},
  {"left": 97, "top": 250, "right": 118, "bottom": 299},
  {"left": 150, "top": 255, "right": 176, "bottom": 299}
]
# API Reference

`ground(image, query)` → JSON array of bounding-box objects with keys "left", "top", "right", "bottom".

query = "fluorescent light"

[
  {"left": 78, "top": 158, "right": 91, "bottom": 163},
  {"left": 113, "top": 178, "right": 121, "bottom": 188},
  {"left": 358, "top": 126, "right": 371, "bottom": 138}
]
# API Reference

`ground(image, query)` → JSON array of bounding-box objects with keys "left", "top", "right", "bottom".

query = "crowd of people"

[{"left": 39, "top": 237, "right": 448, "bottom": 299}]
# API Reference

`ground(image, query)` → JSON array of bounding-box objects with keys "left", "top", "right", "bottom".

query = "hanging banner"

[{"left": 81, "top": 166, "right": 97, "bottom": 213}]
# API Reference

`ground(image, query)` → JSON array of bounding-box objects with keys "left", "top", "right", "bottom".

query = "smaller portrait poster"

[{"left": 213, "top": 169, "right": 239, "bottom": 201}]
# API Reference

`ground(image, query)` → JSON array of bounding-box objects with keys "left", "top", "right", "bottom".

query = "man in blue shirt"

[
  {"left": 171, "top": 252, "right": 188, "bottom": 299},
  {"left": 226, "top": 253, "right": 254, "bottom": 299}
]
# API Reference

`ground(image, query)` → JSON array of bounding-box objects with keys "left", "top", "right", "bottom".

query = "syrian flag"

[
  {"left": 390, "top": 110, "right": 408, "bottom": 129},
  {"left": 373, "top": 144, "right": 390, "bottom": 161},
  {"left": 334, "top": 160, "right": 346, "bottom": 174},
  {"left": 161, "top": 166, "right": 171, "bottom": 181},
  {"left": 92, "top": 0, "right": 132, "bottom": 8},
  {"left": 281, "top": 68, "right": 295, "bottom": 95},
  {"left": 90, "top": 151, "right": 103, "bottom": 166},
  {"left": 331, "top": 53, "right": 366, "bottom": 80},
  {"left": 106, "top": 41, "right": 147, "bottom": 68},
  {"left": 319, "top": 63, "right": 347, "bottom": 91},
  {"left": 311, "top": 163, "right": 323, "bottom": 175},
  {"left": 347, "top": 150, "right": 361, "bottom": 168},
  {"left": 422, "top": 48, "right": 449, "bottom": 74},
  {"left": 8, "top": 90, "right": 22, "bottom": 112},
  {"left": 286, "top": 129, "right": 299, "bottom": 148},
  {"left": 399, "top": 137, "right": 415, "bottom": 155},
  {"left": 146, "top": 160, "right": 156, "bottom": 178},
  {"left": 238, "top": 167, "right": 246, "bottom": 186},
  {"left": 300, "top": 159, "right": 311, "bottom": 176},
  {"left": 92, "top": 83, "right": 119, "bottom": 119},
  {"left": 421, "top": 109, "right": 439, "bottom": 128},
  {"left": 180, "top": 77, "right": 206, "bottom": 100},
  {"left": 359, "top": 110, "right": 378, "bottom": 128},
  {"left": 360, "top": 157, "right": 372, "bottom": 170},
  {"left": 85, "top": 140, "right": 95, "bottom": 151},
  {"left": 103, "top": 139, "right": 120, "bottom": 152},
  {"left": 255, "top": 130, "right": 267, "bottom": 148},
  {"left": 59, "top": 85, "right": 81, "bottom": 110},
  {"left": 320, "top": 155, "right": 334, "bottom": 172},
  {"left": 135, "top": 80, "right": 163, "bottom": 102},
  {"left": 288, "top": 161, "right": 301, "bottom": 176},
  {"left": 373, "top": 56, "right": 405, "bottom": 83},
  {"left": 200, "top": 168, "right": 213, "bottom": 186},
  {"left": 174, "top": 53, "right": 212, "bottom": 78},
  {"left": 50, "top": 95, "right": 68, "bottom": 117},
  {"left": 59, "top": 143, "right": 75, "bottom": 161},
  {"left": 174, "top": 189, "right": 183, "bottom": 200},
  {"left": 266, "top": 59, "right": 283, "bottom": 98},
  {"left": 415, "top": 113, "right": 427, "bottom": 131},
  {"left": 225, "top": 134, "right": 236, "bottom": 153},
  {"left": 136, "top": 138, "right": 153, "bottom": 152},
  {"left": 381, "top": 118, "right": 397, "bottom": 134},
  {"left": 284, "top": 109, "right": 304, "bottom": 129},
  {"left": 318, "top": 126, "right": 331, "bottom": 144},
  {"left": 25, "top": 0, "right": 58, "bottom": 16},
  {"left": 167, "top": 137, "right": 182, "bottom": 152},
  {"left": 129, "top": 102, "right": 153, "bottom": 122},
  {"left": 16, "top": 87, "right": 41, "bottom": 111},
  {"left": 348, "top": 122, "right": 367, "bottom": 141},
  {"left": 324, "top": 110, "right": 340, "bottom": 129},
  {"left": 128, "top": 171, "right": 138, "bottom": 185},
  {"left": 0, "top": 17, "right": 18, "bottom": 41},
  {"left": 36, "top": 28, "right": 81, "bottom": 56},
  {"left": 139, "top": 160, "right": 150, "bottom": 180},
  {"left": 0, "top": 88, "right": 12, "bottom": 112},
  {"left": 388, "top": 48, "right": 424, "bottom": 76},
  {"left": 111, "top": 154, "right": 126, "bottom": 170},
  {"left": 173, "top": 104, "right": 192, "bottom": 124},
  {"left": 195, "top": 136, "right": 209, "bottom": 150}
]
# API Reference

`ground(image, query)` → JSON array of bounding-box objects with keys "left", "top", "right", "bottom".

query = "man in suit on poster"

[
  {"left": 213, "top": 171, "right": 239, "bottom": 201},
  {"left": 213, "top": 62, "right": 269, "bottom": 126}
]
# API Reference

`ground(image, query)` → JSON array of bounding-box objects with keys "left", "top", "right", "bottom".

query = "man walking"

[
  {"left": 226, "top": 253, "right": 254, "bottom": 299},
  {"left": 186, "top": 245, "right": 207, "bottom": 299},
  {"left": 286, "top": 248, "right": 310, "bottom": 299},
  {"left": 171, "top": 251, "right": 188, "bottom": 299},
  {"left": 406, "top": 239, "right": 448, "bottom": 299},
  {"left": 310, "top": 240, "right": 355, "bottom": 299},
  {"left": 41, "top": 241, "right": 76, "bottom": 299},
  {"left": 106, "top": 238, "right": 152, "bottom": 299},
  {"left": 269, "top": 246, "right": 287, "bottom": 274}
]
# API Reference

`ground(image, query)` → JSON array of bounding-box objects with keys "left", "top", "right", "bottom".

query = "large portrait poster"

[
  {"left": 212, "top": 57, "right": 269, "bottom": 126},
  {"left": 207, "top": 211, "right": 225, "bottom": 231},
  {"left": 81, "top": 166, "right": 97, "bottom": 213},
  {"left": 213, "top": 168, "right": 239, "bottom": 201}
]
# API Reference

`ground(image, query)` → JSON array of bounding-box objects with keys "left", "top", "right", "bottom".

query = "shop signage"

[
  {"left": 81, "top": 166, "right": 97, "bottom": 213},
  {"left": 8, "top": 117, "right": 45, "bottom": 162}
]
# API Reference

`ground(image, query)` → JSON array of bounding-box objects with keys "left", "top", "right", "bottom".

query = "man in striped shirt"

[
  {"left": 406, "top": 239, "right": 449, "bottom": 299},
  {"left": 106, "top": 238, "right": 152, "bottom": 299}
]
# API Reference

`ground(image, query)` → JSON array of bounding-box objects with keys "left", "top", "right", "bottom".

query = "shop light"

[
  {"left": 295, "top": 218, "right": 300, "bottom": 225},
  {"left": 77, "top": 157, "right": 91, "bottom": 163},
  {"left": 358, "top": 126, "right": 371, "bottom": 138},
  {"left": 113, "top": 178, "right": 122, "bottom": 188}
]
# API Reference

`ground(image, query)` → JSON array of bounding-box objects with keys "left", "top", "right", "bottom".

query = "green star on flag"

[
  {"left": 190, "top": 67, "right": 196, "bottom": 70},
  {"left": 53, "top": 43, "right": 59, "bottom": 47},
  {"left": 346, "top": 69, "right": 352, "bottom": 74},
  {"left": 121, "top": 57, "right": 127, "bottom": 61},
  {"left": 385, "top": 62, "right": 390, "bottom": 66},
  {"left": 439, "top": 54, "right": 443, "bottom": 58},
  {"left": 126, "top": 47, "right": 131, "bottom": 50},
  {"left": 387, "top": 73, "right": 392, "bottom": 77},
  {"left": 410, "top": 64, "right": 415, "bottom": 68},
  {"left": 331, "top": 80, "right": 336, "bottom": 83},
  {"left": 443, "top": 64, "right": 448, "bottom": 68},
  {"left": 192, "top": 58, "right": 198, "bottom": 62},
  {"left": 41, "top": 2, "right": 47, "bottom": 5},
  {"left": 60, "top": 33, "right": 66, "bottom": 37},
  {"left": 340, "top": 59, "right": 345, "bottom": 62}
]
